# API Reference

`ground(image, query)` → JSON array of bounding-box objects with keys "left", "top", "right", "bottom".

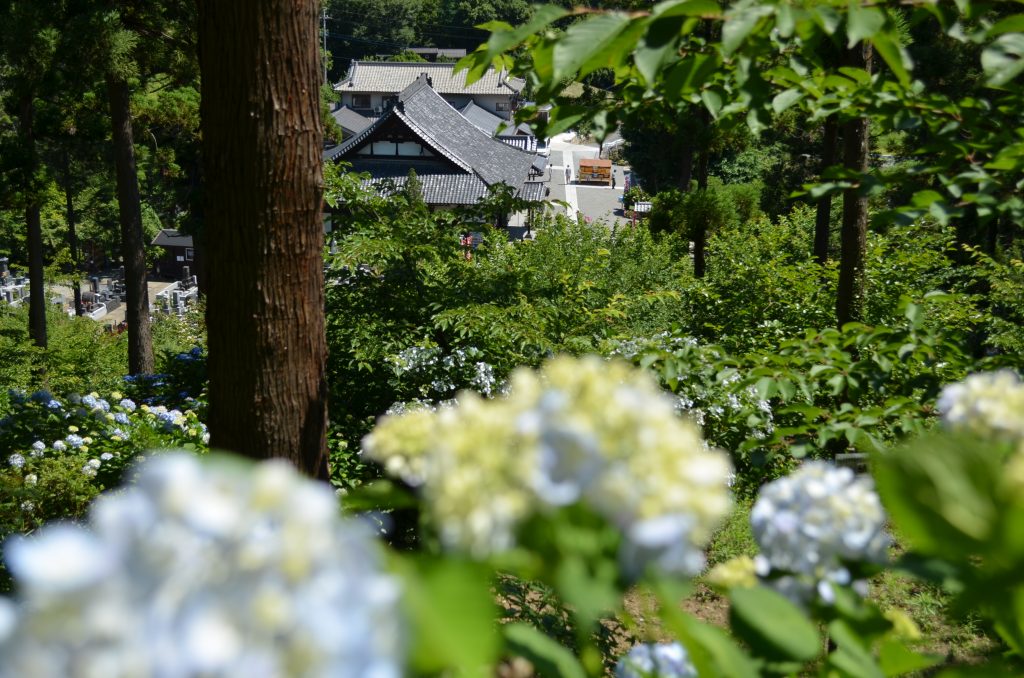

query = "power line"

[{"left": 324, "top": 9, "right": 487, "bottom": 34}]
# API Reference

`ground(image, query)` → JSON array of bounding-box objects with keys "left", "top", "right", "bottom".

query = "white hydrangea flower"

[
  {"left": 0, "top": 453, "right": 403, "bottom": 678},
  {"left": 751, "top": 461, "right": 889, "bottom": 605},
  {"left": 364, "top": 356, "right": 733, "bottom": 575},
  {"left": 7, "top": 454, "right": 24, "bottom": 469},
  {"left": 615, "top": 641, "right": 697, "bottom": 678},
  {"left": 937, "top": 370, "right": 1024, "bottom": 440}
]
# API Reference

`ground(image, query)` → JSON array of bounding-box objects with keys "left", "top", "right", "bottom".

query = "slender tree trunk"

[
  {"left": 836, "top": 43, "right": 872, "bottom": 328},
  {"left": 693, "top": 147, "right": 710, "bottom": 278},
  {"left": 678, "top": 143, "right": 694, "bottom": 193},
  {"left": 107, "top": 74, "right": 154, "bottom": 373},
  {"left": 199, "top": 0, "right": 329, "bottom": 477},
  {"left": 62, "top": 150, "right": 83, "bottom": 316},
  {"left": 19, "top": 95, "right": 47, "bottom": 348},
  {"left": 814, "top": 115, "right": 839, "bottom": 264}
]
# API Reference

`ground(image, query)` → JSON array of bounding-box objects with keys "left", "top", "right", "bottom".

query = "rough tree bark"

[
  {"left": 814, "top": 115, "right": 839, "bottom": 265},
  {"left": 836, "top": 43, "right": 873, "bottom": 328},
  {"left": 19, "top": 95, "right": 47, "bottom": 348},
  {"left": 62, "top": 150, "right": 83, "bottom": 316},
  {"left": 198, "top": 0, "right": 329, "bottom": 477},
  {"left": 107, "top": 74, "right": 154, "bottom": 373}
]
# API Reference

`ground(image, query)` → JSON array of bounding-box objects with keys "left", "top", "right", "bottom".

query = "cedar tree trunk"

[
  {"left": 198, "top": 0, "right": 329, "bottom": 477},
  {"left": 19, "top": 95, "right": 46, "bottom": 348},
  {"left": 62, "top": 150, "right": 83, "bottom": 316},
  {"left": 107, "top": 74, "right": 154, "bottom": 373},
  {"left": 836, "top": 43, "right": 872, "bottom": 328},
  {"left": 814, "top": 115, "right": 839, "bottom": 265}
]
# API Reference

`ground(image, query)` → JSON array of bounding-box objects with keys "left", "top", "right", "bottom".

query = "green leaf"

[
  {"left": 484, "top": 5, "right": 569, "bottom": 57},
  {"left": 813, "top": 5, "right": 842, "bottom": 35},
  {"left": 663, "top": 52, "right": 722, "bottom": 99},
  {"left": 701, "top": 89, "right": 723, "bottom": 118},
  {"left": 873, "top": 434, "right": 1002, "bottom": 558},
  {"left": 729, "top": 586, "right": 820, "bottom": 662},
  {"left": 847, "top": 2, "right": 886, "bottom": 47},
  {"left": 722, "top": 4, "right": 774, "bottom": 55},
  {"left": 398, "top": 557, "right": 500, "bottom": 675},
  {"left": 988, "top": 14, "right": 1024, "bottom": 38},
  {"left": 878, "top": 638, "right": 941, "bottom": 676},
  {"left": 755, "top": 376, "right": 777, "bottom": 400},
  {"left": 652, "top": 580, "right": 759, "bottom": 678},
  {"left": 872, "top": 32, "right": 912, "bottom": 87},
  {"left": 828, "top": 619, "right": 884, "bottom": 678},
  {"left": 771, "top": 88, "right": 803, "bottom": 113},
  {"left": 634, "top": 14, "right": 687, "bottom": 87},
  {"left": 503, "top": 623, "right": 587, "bottom": 678},
  {"left": 982, "top": 33, "right": 1024, "bottom": 87},
  {"left": 553, "top": 13, "right": 634, "bottom": 83}
]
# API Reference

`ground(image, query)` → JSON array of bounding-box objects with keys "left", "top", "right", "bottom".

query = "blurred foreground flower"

[
  {"left": 364, "top": 355, "right": 733, "bottom": 577},
  {"left": 615, "top": 641, "right": 697, "bottom": 678},
  {"left": 0, "top": 453, "right": 402, "bottom": 678},
  {"left": 751, "top": 461, "right": 889, "bottom": 606},
  {"left": 937, "top": 370, "right": 1024, "bottom": 440}
]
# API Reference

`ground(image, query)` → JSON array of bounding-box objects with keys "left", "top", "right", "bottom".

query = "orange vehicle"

[{"left": 577, "top": 158, "right": 612, "bottom": 185}]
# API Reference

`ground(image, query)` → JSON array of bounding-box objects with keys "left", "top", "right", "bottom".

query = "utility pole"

[{"left": 322, "top": 7, "right": 328, "bottom": 83}]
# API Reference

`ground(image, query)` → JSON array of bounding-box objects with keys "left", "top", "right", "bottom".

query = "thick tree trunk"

[
  {"left": 107, "top": 74, "right": 154, "bottom": 374},
  {"left": 19, "top": 95, "right": 46, "bottom": 348},
  {"left": 814, "top": 115, "right": 839, "bottom": 264},
  {"left": 693, "top": 147, "right": 710, "bottom": 278},
  {"left": 62, "top": 150, "right": 83, "bottom": 316},
  {"left": 836, "top": 43, "right": 872, "bottom": 328},
  {"left": 198, "top": 0, "right": 329, "bottom": 477}
]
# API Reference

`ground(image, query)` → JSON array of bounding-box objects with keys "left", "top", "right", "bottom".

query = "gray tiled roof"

[
  {"left": 327, "top": 75, "right": 538, "bottom": 192},
  {"left": 331, "top": 106, "right": 372, "bottom": 136},
  {"left": 336, "top": 61, "right": 524, "bottom": 96},
  {"left": 152, "top": 229, "right": 193, "bottom": 248},
  {"left": 459, "top": 100, "right": 533, "bottom": 137},
  {"left": 353, "top": 172, "right": 548, "bottom": 206}
]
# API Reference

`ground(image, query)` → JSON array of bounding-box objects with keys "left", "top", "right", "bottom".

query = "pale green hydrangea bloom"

[
  {"left": 364, "top": 355, "right": 733, "bottom": 575},
  {"left": 937, "top": 370, "right": 1024, "bottom": 440}
]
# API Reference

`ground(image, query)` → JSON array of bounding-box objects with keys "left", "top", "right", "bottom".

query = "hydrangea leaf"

[
  {"left": 503, "top": 623, "right": 587, "bottom": 678},
  {"left": 729, "top": 586, "right": 820, "bottom": 662}
]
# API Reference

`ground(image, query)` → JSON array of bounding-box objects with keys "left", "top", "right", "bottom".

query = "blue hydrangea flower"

[
  {"left": 119, "top": 399, "right": 136, "bottom": 412},
  {"left": 8, "top": 454, "right": 25, "bottom": 469},
  {"left": 114, "top": 413, "right": 130, "bottom": 425},
  {"left": 30, "top": 390, "right": 53, "bottom": 404},
  {"left": 97, "top": 399, "right": 110, "bottom": 413},
  {"left": 52, "top": 440, "right": 67, "bottom": 452},
  {"left": 65, "top": 435, "right": 84, "bottom": 449},
  {"left": 46, "top": 399, "right": 63, "bottom": 411},
  {"left": 189, "top": 346, "right": 203, "bottom": 358},
  {"left": 616, "top": 642, "right": 697, "bottom": 678},
  {"left": 82, "top": 395, "right": 98, "bottom": 409}
]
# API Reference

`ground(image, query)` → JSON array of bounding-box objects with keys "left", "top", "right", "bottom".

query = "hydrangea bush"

[
  {"left": 0, "top": 387, "right": 208, "bottom": 542},
  {"left": 2, "top": 365, "right": 1023, "bottom": 675},
  {"left": 364, "top": 355, "right": 733, "bottom": 577}
]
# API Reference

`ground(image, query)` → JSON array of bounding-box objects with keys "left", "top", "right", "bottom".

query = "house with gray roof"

[
  {"left": 334, "top": 61, "right": 524, "bottom": 120},
  {"left": 324, "top": 73, "right": 545, "bottom": 210},
  {"left": 330, "top": 105, "right": 372, "bottom": 139}
]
